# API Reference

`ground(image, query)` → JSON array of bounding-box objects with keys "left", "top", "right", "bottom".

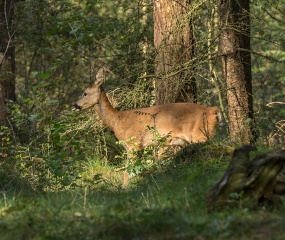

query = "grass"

[{"left": 1, "top": 143, "right": 285, "bottom": 240}]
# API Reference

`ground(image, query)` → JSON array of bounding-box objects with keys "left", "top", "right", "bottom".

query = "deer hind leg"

[
  {"left": 167, "top": 138, "right": 189, "bottom": 155},
  {"left": 170, "top": 138, "right": 189, "bottom": 146},
  {"left": 122, "top": 171, "right": 129, "bottom": 187},
  {"left": 155, "top": 138, "right": 189, "bottom": 161}
]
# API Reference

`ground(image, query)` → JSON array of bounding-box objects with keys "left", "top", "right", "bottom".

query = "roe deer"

[{"left": 73, "top": 68, "right": 219, "bottom": 185}]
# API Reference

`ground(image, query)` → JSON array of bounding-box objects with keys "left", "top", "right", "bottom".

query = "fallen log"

[{"left": 207, "top": 145, "right": 285, "bottom": 211}]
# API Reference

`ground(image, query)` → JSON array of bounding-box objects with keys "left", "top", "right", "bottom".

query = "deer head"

[{"left": 73, "top": 68, "right": 106, "bottom": 111}]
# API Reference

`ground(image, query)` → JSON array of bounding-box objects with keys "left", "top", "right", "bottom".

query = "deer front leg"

[{"left": 121, "top": 149, "right": 135, "bottom": 187}]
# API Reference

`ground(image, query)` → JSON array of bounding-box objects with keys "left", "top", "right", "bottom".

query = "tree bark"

[
  {"left": 219, "top": 0, "right": 255, "bottom": 143},
  {"left": 154, "top": 0, "right": 196, "bottom": 105},
  {"left": 0, "top": 0, "right": 16, "bottom": 125}
]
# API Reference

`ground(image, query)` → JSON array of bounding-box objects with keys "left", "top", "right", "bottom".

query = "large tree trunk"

[
  {"left": 219, "top": 0, "right": 255, "bottom": 143},
  {"left": 154, "top": 0, "right": 196, "bottom": 105},
  {"left": 0, "top": 0, "right": 16, "bottom": 125}
]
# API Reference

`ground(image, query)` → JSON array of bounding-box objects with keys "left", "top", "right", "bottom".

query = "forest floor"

[{"left": 1, "top": 143, "right": 285, "bottom": 240}]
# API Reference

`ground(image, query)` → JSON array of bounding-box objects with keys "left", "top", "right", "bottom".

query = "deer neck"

[{"left": 93, "top": 91, "right": 118, "bottom": 131}]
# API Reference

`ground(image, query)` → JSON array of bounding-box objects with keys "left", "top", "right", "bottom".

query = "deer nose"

[{"left": 73, "top": 102, "right": 82, "bottom": 110}]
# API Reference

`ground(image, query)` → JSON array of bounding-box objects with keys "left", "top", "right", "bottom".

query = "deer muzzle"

[{"left": 73, "top": 102, "right": 82, "bottom": 111}]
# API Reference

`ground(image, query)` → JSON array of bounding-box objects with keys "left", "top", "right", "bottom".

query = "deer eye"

[{"left": 83, "top": 92, "right": 88, "bottom": 97}]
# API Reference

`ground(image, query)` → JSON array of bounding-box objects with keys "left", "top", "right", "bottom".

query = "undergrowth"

[
  {"left": 1, "top": 141, "right": 285, "bottom": 240},
  {"left": 1, "top": 98, "right": 284, "bottom": 239}
]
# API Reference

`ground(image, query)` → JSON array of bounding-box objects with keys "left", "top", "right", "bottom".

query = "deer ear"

[{"left": 94, "top": 68, "right": 105, "bottom": 86}]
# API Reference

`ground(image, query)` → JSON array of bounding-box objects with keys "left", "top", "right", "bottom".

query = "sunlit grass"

[{"left": 1, "top": 143, "right": 285, "bottom": 239}]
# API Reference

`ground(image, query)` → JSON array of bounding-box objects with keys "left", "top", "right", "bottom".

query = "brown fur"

[{"left": 74, "top": 68, "right": 219, "bottom": 184}]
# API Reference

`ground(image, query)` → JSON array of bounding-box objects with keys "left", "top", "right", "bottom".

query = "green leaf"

[
  {"left": 47, "top": 100, "right": 60, "bottom": 104},
  {"left": 38, "top": 73, "right": 51, "bottom": 79},
  {"left": 29, "top": 114, "right": 39, "bottom": 122},
  {"left": 69, "top": 27, "right": 79, "bottom": 34},
  {"left": 244, "top": 118, "right": 252, "bottom": 123}
]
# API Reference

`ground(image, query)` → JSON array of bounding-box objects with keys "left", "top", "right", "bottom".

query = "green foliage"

[
  {"left": 0, "top": 126, "right": 15, "bottom": 160},
  {"left": 1, "top": 0, "right": 284, "bottom": 237},
  {"left": 6, "top": 0, "right": 155, "bottom": 192},
  {"left": 0, "top": 126, "right": 17, "bottom": 190},
  {"left": 6, "top": 0, "right": 283, "bottom": 194},
  {"left": 12, "top": 110, "right": 80, "bottom": 190},
  {"left": 15, "top": 0, "right": 153, "bottom": 107},
  {"left": 7, "top": 95, "right": 115, "bottom": 191},
  {"left": 116, "top": 126, "right": 174, "bottom": 179},
  {"left": 1, "top": 145, "right": 285, "bottom": 239},
  {"left": 251, "top": 1, "right": 285, "bottom": 144}
]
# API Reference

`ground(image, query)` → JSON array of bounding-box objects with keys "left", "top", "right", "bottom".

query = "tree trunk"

[
  {"left": 219, "top": 0, "right": 256, "bottom": 143},
  {"left": 0, "top": 0, "right": 16, "bottom": 125},
  {"left": 154, "top": 0, "right": 196, "bottom": 105}
]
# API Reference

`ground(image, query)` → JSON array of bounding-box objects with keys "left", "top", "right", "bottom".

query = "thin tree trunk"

[
  {"left": 0, "top": 0, "right": 16, "bottom": 125},
  {"left": 219, "top": 0, "right": 256, "bottom": 143},
  {"left": 154, "top": 0, "right": 196, "bottom": 105}
]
